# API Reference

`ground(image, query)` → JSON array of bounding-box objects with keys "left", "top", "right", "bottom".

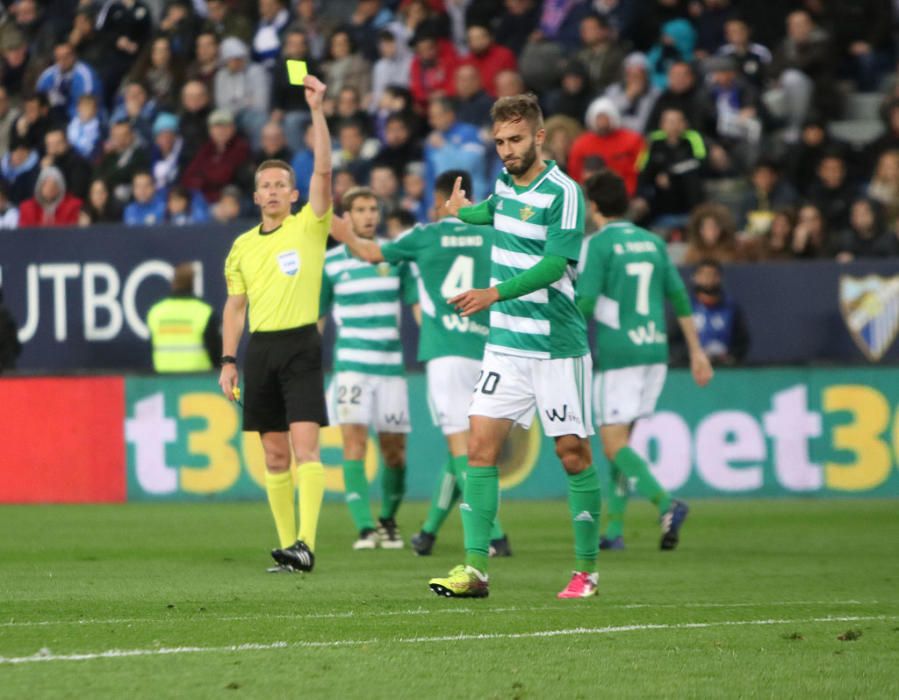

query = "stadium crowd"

[{"left": 1, "top": 0, "right": 899, "bottom": 263}]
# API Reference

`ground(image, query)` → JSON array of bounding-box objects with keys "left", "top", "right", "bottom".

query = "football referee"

[{"left": 218, "top": 74, "right": 332, "bottom": 573}]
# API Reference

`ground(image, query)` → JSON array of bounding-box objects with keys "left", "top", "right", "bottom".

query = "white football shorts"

[
  {"left": 593, "top": 363, "right": 667, "bottom": 426},
  {"left": 468, "top": 348, "right": 593, "bottom": 438},
  {"left": 326, "top": 371, "right": 411, "bottom": 433},
  {"left": 426, "top": 355, "right": 482, "bottom": 435}
]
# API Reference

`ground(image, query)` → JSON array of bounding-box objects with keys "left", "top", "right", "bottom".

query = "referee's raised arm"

[
  {"left": 217, "top": 70, "right": 335, "bottom": 574},
  {"left": 304, "top": 75, "right": 331, "bottom": 218}
]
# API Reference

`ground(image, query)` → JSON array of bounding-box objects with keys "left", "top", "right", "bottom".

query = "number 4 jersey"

[
  {"left": 381, "top": 218, "right": 492, "bottom": 363},
  {"left": 578, "top": 221, "right": 688, "bottom": 370}
]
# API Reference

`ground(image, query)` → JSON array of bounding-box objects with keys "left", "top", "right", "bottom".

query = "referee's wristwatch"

[{"left": 221, "top": 355, "right": 237, "bottom": 365}]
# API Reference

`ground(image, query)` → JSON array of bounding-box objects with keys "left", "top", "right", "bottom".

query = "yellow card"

[{"left": 286, "top": 59, "right": 308, "bottom": 86}]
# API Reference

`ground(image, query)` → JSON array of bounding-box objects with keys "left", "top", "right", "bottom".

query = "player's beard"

[{"left": 504, "top": 140, "right": 538, "bottom": 176}]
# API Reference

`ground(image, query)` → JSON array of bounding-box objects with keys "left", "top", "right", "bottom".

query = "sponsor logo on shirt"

[
  {"left": 442, "top": 314, "right": 489, "bottom": 336},
  {"left": 627, "top": 320, "right": 667, "bottom": 346}
]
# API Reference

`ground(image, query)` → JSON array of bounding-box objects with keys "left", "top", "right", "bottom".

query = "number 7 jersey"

[
  {"left": 380, "top": 218, "right": 492, "bottom": 362},
  {"left": 578, "top": 221, "right": 688, "bottom": 370}
]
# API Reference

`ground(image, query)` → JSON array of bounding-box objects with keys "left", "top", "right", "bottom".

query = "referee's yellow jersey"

[{"left": 224, "top": 203, "right": 333, "bottom": 332}]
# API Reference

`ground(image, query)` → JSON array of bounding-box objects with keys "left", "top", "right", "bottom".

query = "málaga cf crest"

[{"left": 839, "top": 274, "right": 899, "bottom": 362}]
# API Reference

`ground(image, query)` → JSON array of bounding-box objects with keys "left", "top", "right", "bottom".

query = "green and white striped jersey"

[
  {"left": 485, "top": 160, "right": 589, "bottom": 359},
  {"left": 320, "top": 244, "right": 417, "bottom": 376}
]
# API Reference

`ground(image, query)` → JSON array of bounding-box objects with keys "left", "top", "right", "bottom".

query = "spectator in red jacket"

[
  {"left": 568, "top": 96, "right": 645, "bottom": 194},
  {"left": 461, "top": 23, "right": 517, "bottom": 97},
  {"left": 180, "top": 109, "right": 251, "bottom": 203},
  {"left": 19, "top": 166, "right": 82, "bottom": 227},
  {"left": 409, "top": 23, "right": 459, "bottom": 111}
]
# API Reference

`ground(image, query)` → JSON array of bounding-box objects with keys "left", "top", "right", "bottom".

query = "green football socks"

[
  {"left": 489, "top": 517, "right": 506, "bottom": 540},
  {"left": 613, "top": 446, "right": 671, "bottom": 515},
  {"left": 422, "top": 455, "right": 462, "bottom": 535},
  {"left": 379, "top": 465, "right": 406, "bottom": 520},
  {"left": 462, "top": 466, "right": 498, "bottom": 574},
  {"left": 605, "top": 467, "right": 629, "bottom": 540},
  {"left": 567, "top": 465, "right": 601, "bottom": 572},
  {"left": 342, "top": 459, "right": 375, "bottom": 531}
]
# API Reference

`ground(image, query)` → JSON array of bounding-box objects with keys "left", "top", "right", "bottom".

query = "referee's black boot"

[{"left": 272, "top": 540, "right": 315, "bottom": 572}]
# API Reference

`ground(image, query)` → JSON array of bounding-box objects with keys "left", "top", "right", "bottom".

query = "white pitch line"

[
  {"left": 0, "top": 600, "right": 875, "bottom": 629},
  {"left": 617, "top": 600, "right": 868, "bottom": 610},
  {"left": 0, "top": 615, "right": 889, "bottom": 666},
  {"left": 0, "top": 606, "right": 537, "bottom": 629}
]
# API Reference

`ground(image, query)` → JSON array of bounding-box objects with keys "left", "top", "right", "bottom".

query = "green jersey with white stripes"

[
  {"left": 485, "top": 160, "right": 589, "bottom": 359},
  {"left": 578, "top": 221, "right": 688, "bottom": 370},
  {"left": 381, "top": 217, "right": 492, "bottom": 362},
  {"left": 320, "top": 244, "right": 417, "bottom": 376}
]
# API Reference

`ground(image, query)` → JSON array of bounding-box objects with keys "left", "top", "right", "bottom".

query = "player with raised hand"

[
  {"left": 319, "top": 187, "right": 418, "bottom": 550},
  {"left": 328, "top": 170, "right": 511, "bottom": 558},
  {"left": 577, "top": 169, "right": 713, "bottom": 551},
  {"left": 425, "top": 94, "right": 601, "bottom": 599},
  {"left": 219, "top": 73, "right": 331, "bottom": 573}
]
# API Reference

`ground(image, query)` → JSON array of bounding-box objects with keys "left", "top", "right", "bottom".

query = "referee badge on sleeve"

[{"left": 277, "top": 250, "right": 300, "bottom": 276}]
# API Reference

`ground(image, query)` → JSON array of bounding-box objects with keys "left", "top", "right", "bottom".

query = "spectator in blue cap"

[{"left": 151, "top": 111, "right": 185, "bottom": 190}]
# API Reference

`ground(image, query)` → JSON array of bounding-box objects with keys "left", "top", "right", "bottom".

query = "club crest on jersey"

[
  {"left": 277, "top": 250, "right": 300, "bottom": 276},
  {"left": 376, "top": 262, "right": 392, "bottom": 276},
  {"left": 839, "top": 274, "right": 899, "bottom": 362},
  {"left": 519, "top": 205, "right": 535, "bottom": 222}
]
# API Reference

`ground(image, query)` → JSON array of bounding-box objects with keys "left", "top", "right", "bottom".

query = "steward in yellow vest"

[{"left": 147, "top": 263, "right": 222, "bottom": 372}]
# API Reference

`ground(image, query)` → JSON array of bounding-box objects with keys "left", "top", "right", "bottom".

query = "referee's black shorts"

[{"left": 243, "top": 324, "right": 328, "bottom": 433}]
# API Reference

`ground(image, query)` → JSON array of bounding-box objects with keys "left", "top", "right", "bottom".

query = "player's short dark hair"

[
  {"left": 435, "top": 170, "right": 471, "bottom": 198},
  {"left": 342, "top": 185, "right": 378, "bottom": 210},
  {"left": 255, "top": 159, "right": 296, "bottom": 189},
  {"left": 387, "top": 209, "right": 416, "bottom": 228},
  {"left": 490, "top": 93, "right": 544, "bottom": 131},
  {"left": 584, "top": 169, "right": 629, "bottom": 217}
]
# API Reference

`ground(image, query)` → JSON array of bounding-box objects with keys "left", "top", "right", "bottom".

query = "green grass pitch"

[{"left": 1, "top": 499, "right": 897, "bottom": 698}]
